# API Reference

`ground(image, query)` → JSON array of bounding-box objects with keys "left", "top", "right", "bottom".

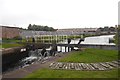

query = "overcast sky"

[{"left": 0, "top": 0, "right": 119, "bottom": 29}]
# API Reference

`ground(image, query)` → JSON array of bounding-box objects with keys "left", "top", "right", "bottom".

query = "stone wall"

[
  {"left": 0, "top": 26, "right": 21, "bottom": 39},
  {"left": 78, "top": 44, "right": 117, "bottom": 50}
]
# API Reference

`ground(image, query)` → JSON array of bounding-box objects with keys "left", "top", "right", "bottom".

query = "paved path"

[{"left": 49, "top": 60, "right": 120, "bottom": 71}]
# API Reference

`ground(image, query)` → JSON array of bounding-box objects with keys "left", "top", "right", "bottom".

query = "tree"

[
  {"left": 28, "top": 24, "right": 32, "bottom": 30},
  {"left": 27, "top": 24, "right": 56, "bottom": 31},
  {"left": 114, "top": 25, "right": 120, "bottom": 45},
  {"left": 109, "top": 27, "right": 115, "bottom": 32},
  {"left": 103, "top": 26, "right": 109, "bottom": 31}
]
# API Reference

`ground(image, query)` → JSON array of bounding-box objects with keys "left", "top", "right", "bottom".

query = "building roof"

[{"left": 0, "top": 25, "right": 21, "bottom": 29}]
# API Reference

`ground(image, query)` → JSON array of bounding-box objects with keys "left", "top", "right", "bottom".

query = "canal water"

[{"left": 3, "top": 35, "right": 115, "bottom": 73}]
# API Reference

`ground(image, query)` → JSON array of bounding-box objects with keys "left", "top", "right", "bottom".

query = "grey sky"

[{"left": 0, "top": 0, "right": 119, "bottom": 29}]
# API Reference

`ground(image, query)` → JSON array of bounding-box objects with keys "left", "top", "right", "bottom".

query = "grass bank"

[
  {"left": 23, "top": 48, "right": 119, "bottom": 78},
  {"left": 1, "top": 43, "right": 24, "bottom": 48},
  {"left": 24, "top": 68, "right": 118, "bottom": 78},
  {"left": 58, "top": 48, "right": 118, "bottom": 63}
]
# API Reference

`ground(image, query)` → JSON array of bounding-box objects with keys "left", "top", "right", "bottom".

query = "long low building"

[
  {"left": 0, "top": 26, "right": 21, "bottom": 39},
  {"left": 20, "top": 28, "right": 98, "bottom": 38},
  {"left": 57, "top": 28, "right": 98, "bottom": 35}
]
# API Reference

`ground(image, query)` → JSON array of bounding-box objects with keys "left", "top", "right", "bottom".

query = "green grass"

[
  {"left": 58, "top": 48, "right": 118, "bottom": 63},
  {"left": 1, "top": 43, "right": 24, "bottom": 48},
  {"left": 24, "top": 68, "right": 118, "bottom": 78},
  {"left": 0, "top": 44, "right": 1, "bottom": 48},
  {"left": 2, "top": 38, "right": 25, "bottom": 48},
  {"left": 2, "top": 39, "right": 21, "bottom": 43}
]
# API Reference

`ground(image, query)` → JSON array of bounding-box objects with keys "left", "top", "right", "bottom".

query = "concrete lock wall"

[
  {"left": 2, "top": 47, "right": 29, "bottom": 65},
  {"left": 78, "top": 44, "right": 117, "bottom": 50},
  {"left": 2, "top": 44, "right": 51, "bottom": 67}
]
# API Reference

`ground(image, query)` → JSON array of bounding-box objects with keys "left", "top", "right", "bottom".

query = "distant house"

[
  {"left": 20, "top": 28, "right": 98, "bottom": 38},
  {"left": 0, "top": 26, "right": 21, "bottom": 39},
  {"left": 96, "top": 26, "right": 117, "bottom": 35}
]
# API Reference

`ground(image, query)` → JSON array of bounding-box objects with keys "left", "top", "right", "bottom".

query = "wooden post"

[
  {"left": 68, "top": 46, "right": 70, "bottom": 52},
  {"left": 43, "top": 35, "right": 44, "bottom": 43},
  {"left": 56, "top": 35, "right": 57, "bottom": 43},
  {"left": 49, "top": 35, "right": 50, "bottom": 43},
  {"left": 65, "top": 46, "right": 66, "bottom": 52},
  {"left": 60, "top": 46, "right": 62, "bottom": 52}
]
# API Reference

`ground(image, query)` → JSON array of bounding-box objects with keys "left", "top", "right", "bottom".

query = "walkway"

[{"left": 49, "top": 61, "right": 120, "bottom": 71}]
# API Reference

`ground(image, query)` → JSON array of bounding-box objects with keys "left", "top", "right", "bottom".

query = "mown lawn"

[
  {"left": 1, "top": 43, "right": 24, "bottom": 48},
  {"left": 23, "top": 68, "right": 118, "bottom": 78},
  {"left": 58, "top": 48, "right": 118, "bottom": 63}
]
